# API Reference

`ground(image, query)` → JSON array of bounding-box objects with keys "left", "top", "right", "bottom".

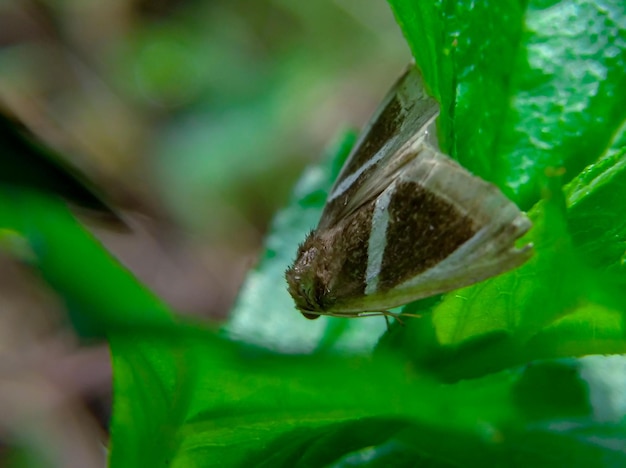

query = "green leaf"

[
  {"left": 375, "top": 0, "right": 626, "bottom": 382},
  {"left": 110, "top": 327, "right": 626, "bottom": 466},
  {"left": 389, "top": 0, "right": 626, "bottom": 210},
  {"left": 0, "top": 188, "right": 174, "bottom": 336},
  {"left": 565, "top": 143, "right": 626, "bottom": 281}
]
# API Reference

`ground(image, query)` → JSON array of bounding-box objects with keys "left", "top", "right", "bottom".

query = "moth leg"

[
  {"left": 397, "top": 312, "right": 422, "bottom": 319},
  {"left": 373, "top": 309, "right": 410, "bottom": 326}
]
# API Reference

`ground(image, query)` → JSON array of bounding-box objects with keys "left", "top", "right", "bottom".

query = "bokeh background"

[
  {"left": 1, "top": 0, "right": 410, "bottom": 317},
  {"left": 0, "top": 1, "right": 410, "bottom": 464}
]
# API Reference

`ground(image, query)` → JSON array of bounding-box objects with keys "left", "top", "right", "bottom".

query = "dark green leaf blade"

[{"left": 0, "top": 112, "right": 120, "bottom": 221}]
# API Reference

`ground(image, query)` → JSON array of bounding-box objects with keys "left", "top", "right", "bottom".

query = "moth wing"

[
  {"left": 331, "top": 138, "right": 532, "bottom": 314},
  {"left": 318, "top": 65, "right": 439, "bottom": 231}
]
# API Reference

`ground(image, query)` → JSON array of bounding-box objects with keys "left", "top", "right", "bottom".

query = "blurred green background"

[
  {"left": 0, "top": 3, "right": 410, "bottom": 464},
  {"left": 0, "top": 0, "right": 410, "bottom": 317}
]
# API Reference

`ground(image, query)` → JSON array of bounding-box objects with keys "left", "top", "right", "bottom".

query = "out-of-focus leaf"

[
  {"left": 110, "top": 325, "right": 626, "bottom": 466},
  {"left": 0, "top": 188, "right": 173, "bottom": 335},
  {"left": 0, "top": 113, "right": 119, "bottom": 220}
]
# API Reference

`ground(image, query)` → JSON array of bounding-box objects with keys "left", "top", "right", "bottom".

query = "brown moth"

[{"left": 286, "top": 65, "right": 532, "bottom": 319}]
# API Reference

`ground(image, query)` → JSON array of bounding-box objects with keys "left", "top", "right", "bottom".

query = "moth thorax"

[{"left": 285, "top": 232, "right": 333, "bottom": 318}]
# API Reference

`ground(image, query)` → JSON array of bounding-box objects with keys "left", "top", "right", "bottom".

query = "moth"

[{"left": 286, "top": 65, "right": 532, "bottom": 319}]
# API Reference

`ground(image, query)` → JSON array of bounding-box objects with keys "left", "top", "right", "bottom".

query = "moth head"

[{"left": 285, "top": 231, "right": 333, "bottom": 319}]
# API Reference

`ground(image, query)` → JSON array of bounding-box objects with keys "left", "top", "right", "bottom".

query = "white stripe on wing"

[
  {"left": 364, "top": 184, "right": 394, "bottom": 295},
  {"left": 327, "top": 136, "right": 397, "bottom": 202}
]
